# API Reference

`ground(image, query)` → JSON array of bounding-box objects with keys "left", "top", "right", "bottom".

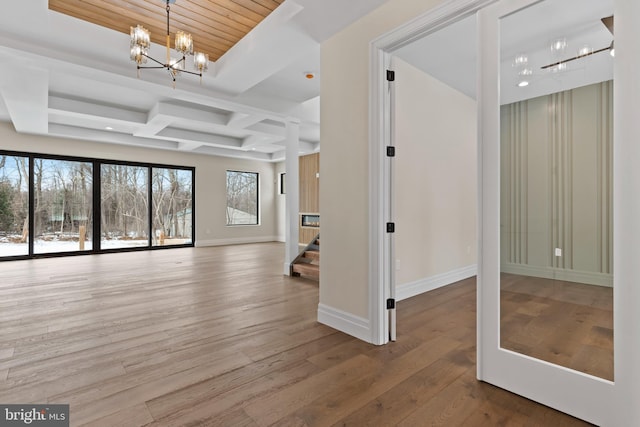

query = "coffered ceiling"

[{"left": 0, "top": 0, "right": 388, "bottom": 162}]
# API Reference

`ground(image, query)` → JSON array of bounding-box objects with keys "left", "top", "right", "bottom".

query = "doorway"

[{"left": 390, "top": 16, "right": 478, "bottom": 329}]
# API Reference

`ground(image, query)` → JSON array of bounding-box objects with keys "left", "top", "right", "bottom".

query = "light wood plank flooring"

[{"left": 0, "top": 243, "right": 592, "bottom": 426}]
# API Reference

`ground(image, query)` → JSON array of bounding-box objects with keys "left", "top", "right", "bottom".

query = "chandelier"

[{"left": 130, "top": 0, "right": 208, "bottom": 86}]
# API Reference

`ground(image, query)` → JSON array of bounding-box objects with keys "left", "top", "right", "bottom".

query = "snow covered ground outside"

[{"left": 0, "top": 239, "right": 149, "bottom": 257}]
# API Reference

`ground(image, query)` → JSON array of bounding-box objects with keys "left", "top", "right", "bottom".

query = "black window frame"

[
  {"left": 225, "top": 170, "right": 259, "bottom": 226},
  {"left": 0, "top": 149, "right": 195, "bottom": 261}
]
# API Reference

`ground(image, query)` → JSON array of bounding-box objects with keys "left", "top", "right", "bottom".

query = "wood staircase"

[{"left": 291, "top": 233, "right": 319, "bottom": 280}]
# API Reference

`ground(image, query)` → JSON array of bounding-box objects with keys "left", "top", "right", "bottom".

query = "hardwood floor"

[
  {"left": 0, "top": 243, "right": 592, "bottom": 426},
  {"left": 501, "top": 273, "right": 613, "bottom": 381}
]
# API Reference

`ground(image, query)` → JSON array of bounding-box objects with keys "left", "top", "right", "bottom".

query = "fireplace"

[{"left": 301, "top": 214, "right": 319, "bottom": 228}]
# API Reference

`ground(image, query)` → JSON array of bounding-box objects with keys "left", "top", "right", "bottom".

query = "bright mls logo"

[{"left": 1, "top": 405, "right": 69, "bottom": 426}]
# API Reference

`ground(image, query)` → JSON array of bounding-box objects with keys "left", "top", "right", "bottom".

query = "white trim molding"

[
  {"left": 317, "top": 303, "right": 371, "bottom": 343},
  {"left": 368, "top": 0, "right": 498, "bottom": 346},
  {"left": 396, "top": 265, "right": 477, "bottom": 301},
  {"left": 502, "top": 264, "right": 612, "bottom": 288}
]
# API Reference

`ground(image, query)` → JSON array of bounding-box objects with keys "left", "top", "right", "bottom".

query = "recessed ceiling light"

[
  {"left": 517, "top": 80, "right": 529, "bottom": 87},
  {"left": 304, "top": 72, "right": 315, "bottom": 79},
  {"left": 105, "top": 126, "right": 113, "bottom": 130}
]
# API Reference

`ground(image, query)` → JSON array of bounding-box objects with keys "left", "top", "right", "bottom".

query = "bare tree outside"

[
  {"left": 152, "top": 167, "right": 193, "bottom": 245},
  {"left": 0, "top": 153, "right": 194, "bottom": 257},
  {"left": 33, "top": 159, "right": 93, "bottom": 254},
  {"left": 0, "top": 155, "right": 29, "bottom": 256},
  {"left": 100, "top": 164, "right": 149, "bottom": 249},
  {"left": 226, "top": 171, "right": 258, "bottom": 225}
]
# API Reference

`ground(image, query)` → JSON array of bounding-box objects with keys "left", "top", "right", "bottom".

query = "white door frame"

[
  {"left": 370, "top": 0, "right": 640, "bottom": 424},
  {"left": 368, "top": 0, "right": 497, "bottom": 344}
]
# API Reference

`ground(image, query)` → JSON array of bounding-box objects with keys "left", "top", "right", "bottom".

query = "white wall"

[
  {"left": 393, "top": 57, "right": 477, "bottom": 300},
  {"left": 320, "top": 0, "right": 448, "bottom": 328},
  {"left": 0, "top": 122, "right": 280, "bottom": 246},
  {"left": 275, "top": 161, "right": 286, "bottom": 242}
]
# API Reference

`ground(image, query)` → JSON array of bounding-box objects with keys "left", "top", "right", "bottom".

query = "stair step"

[
  {"left": 303, "top": 250, "right": 320, "bottom": 261},
  {"left": 292, "top": 262, "right": 319, "bottom": 279}
]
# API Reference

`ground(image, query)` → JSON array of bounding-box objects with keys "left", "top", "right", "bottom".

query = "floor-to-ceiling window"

[
  {"left": 100, "top": 163, "right": 149, "bottom": 250},
  {"left": 0, "top": 151, "right": 194, "bottom": 259},
  {"left": 152, "top": 167, "right": 193, "bottom": 246},
  {"left": 33, "top": 158, "right": 93, "bottom": 254},
  {"left": 0, "top": 154, "right": 29, "bottom": 256}
]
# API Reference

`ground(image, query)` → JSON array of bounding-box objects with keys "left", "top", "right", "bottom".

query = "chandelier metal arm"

[
  {"left": 172, "top": 69, "right": 203, "bottom": 77},
  {"left": 141, "top": 53, "right": 167, "bottom": 68},
  {"left": 136, "top": 54, "right": 203, "bottom": 77}
]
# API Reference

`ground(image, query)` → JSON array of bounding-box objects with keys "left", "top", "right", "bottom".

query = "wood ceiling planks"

[{"left": 48, "top": 0, "right": 285, "bottom": 62}]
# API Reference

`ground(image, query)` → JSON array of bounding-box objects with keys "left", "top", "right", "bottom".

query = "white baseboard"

[
  {"left": 195, "top": 235, "right": 279, "bottom": 247},
  {"left": 396, "top": 264, "right": 477, "bottom": 301},
  {"left": 317, "top": 303, "right": 372, "bottom": 343},
  {"left": 501, "top": 263, "right": 612, "bottom": 287}
]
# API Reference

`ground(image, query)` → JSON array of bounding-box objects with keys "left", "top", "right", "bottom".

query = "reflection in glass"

[
  {"left": 499, "top": 0, "right": 613, "bottom": 380},
  {"left": 0, "top": 155, "right": 29, "bottom": 257},
  {"left": 151, "top": 167, "right": 193, "bottom": 246},
  {"left": 100, "top": 164, "right": 149, "bottom": 249},
  {"left": 33, "top": 158, "right": 93, "bottom": 254}
]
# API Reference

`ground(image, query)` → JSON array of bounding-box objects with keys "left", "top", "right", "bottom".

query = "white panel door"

[{"left": 477, "top": 0, "right": 640, "bottom": 425}]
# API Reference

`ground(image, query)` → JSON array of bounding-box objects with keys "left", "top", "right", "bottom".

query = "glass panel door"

[
  {"left": 33, "top": 158, "right": 93, "bottom": 254},
  {"left": 100, "top": 164, "right": 149, "bottom": 249},
  {"left": 499, "top": 0, "right": 614, "bottom": 380},
  {"left": 477, "top": 0, "right": 622, "bottom": 424},
  {"left": 151, "top": 167, "right": 193, "bottom": 246},
  {"left": 0, "top": 155, "right": 29, "bottom": 257}
]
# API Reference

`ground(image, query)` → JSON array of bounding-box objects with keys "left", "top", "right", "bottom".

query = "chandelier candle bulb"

[
  {"left": 175, "top": 31, "right": 193, "bottom": 55},
  {"left": 194, "top": 52, "right": 209, "bottom": 72}
]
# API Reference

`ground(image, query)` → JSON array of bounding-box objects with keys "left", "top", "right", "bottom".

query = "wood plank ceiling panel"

[{"left": 48, "top": 0, "right": 284, "bottom": 61}]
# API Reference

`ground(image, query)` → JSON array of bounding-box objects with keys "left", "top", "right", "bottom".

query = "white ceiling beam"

[
  {"left": 195, "top": 145, "right": 274, "bottom": 161},
  {"left": 1, "top": 66, "right": 48, "bottom": 134},
  {"left": 135, "top": 101, "right": 230, "bottom": 138},
  {"left": 177, "top": 141, "right": 203, "bottom": 151},
  {"left": 245, "top": 122, "right": 287, "bottom": 138},
  {"left": 214, "top": 1, "right": 312, "bottom": 95},
  {"left": 48, "top": 123, "right": 275, "bottom": 161},
  {"left": 48, "top": 123, "right": 177, "bottom": 150},
  {"left": 227, "top": 112, "right": 267, "bottom": 129},
  {"left": 49, "top": 95, "right": 147, "bottom": 125},
  {"left": 272, "top": 139, "right": 319, "bottom": 152},
  {"left": 241, "top": 134, "right": 283, "bottom": 149},
  {"left": 153, "top": 102, "right": 229, "bottom": 125},
  {"left": 156, "top": 127, "right": 243, "bottom": 148}
]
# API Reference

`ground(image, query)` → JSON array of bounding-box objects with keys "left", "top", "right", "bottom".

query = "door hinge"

[
  {"left": 386, "top": 222, "right": 395, "bottom": 233},
  {"left": 387, "top": 298, "right": 396, "bottom": 309},
  {"left": 386, "top": 146, "right": 395, "bottom": 157},
  {"left": 386, "top": 70, "right": 395, "bottom": 81}
]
